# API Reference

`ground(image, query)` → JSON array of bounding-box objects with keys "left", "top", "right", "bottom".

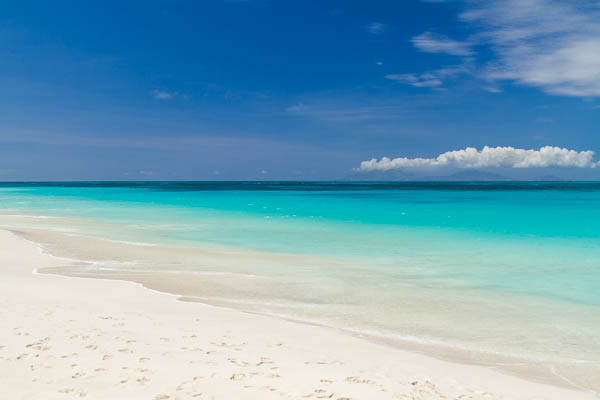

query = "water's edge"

[{"left": 11, "top": 228, "right": 597, "bottom": 396}]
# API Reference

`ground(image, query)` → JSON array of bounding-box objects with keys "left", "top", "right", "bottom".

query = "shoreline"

[
  {"left": 0, "top": 228, "right": 597, "bottom": 399},
  {"left": 12, "top": 223, "right": 598, "bottom": 395}
]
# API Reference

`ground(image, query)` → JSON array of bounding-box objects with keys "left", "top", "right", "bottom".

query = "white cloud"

[
  {"left": 411, "top": 32, "right": 475, "bottom": 56},
  {"left": 411, "top": 0, "right": 600, "bottom": 97},
  {"left": 358, "top": 146, "right": 599, "bottom": 171},
  {"left": 385, "top": 73, "right": 442, "bottom": 87},
  {"left": 286, "top": 101, "right": 408, "bottom": 122},
  {"left": 152, "top": 90, "right": 175, "bottom": 100},
  {"left": 463, "top": 0, "right": 600, "bottom": 97},
  {"left": 482, "top": 86, "right": 503, "bottom": 93},
  {"left": 366, "top": 22, "right": 387, "bottom": 35},
  {"left": 386, "top": 62, "right": 471, "bottom": 88}
]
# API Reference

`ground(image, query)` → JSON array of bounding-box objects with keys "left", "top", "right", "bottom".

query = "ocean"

[{"left": 0, "top": 181, "right": 598, "bottom": 392}]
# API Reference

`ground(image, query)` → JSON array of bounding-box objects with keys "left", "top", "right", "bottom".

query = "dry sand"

[{"left": 0, "top": 229, "right": 596, "bottom": 400}]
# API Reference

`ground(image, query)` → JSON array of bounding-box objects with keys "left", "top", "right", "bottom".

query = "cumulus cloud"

[
  {"left": 411, "top": 32, "right": 475, "bottom": 56},
  {"left": 358, "top": 146, "right": 599, "bottom": 171}
]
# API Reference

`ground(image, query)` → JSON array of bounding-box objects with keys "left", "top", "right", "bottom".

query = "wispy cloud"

[
  {"left": 405, "top": 0, "right": 600, "bottom": 97},
  {"left": 385, "top": 73, "right": 443, "bottom": 88},
  {"left": 411, "top": 32, "right": 475, "bottom": 56},
  {"left": 366, "top": 22, "right": 387, "bottom": 35},
  {"left": 151, "top": 90, "right": 175, "bottom": 100},
  {"left": 482, "top": 86, "right": 503, "bottom": 93},
  {"left": 465, "top": 0, "right": 600, "bottom": 97},
  {"left": 286, "top": 101, "right": 410, "bottom": 122},
  {"left": 386, "top": 62, "right": 472, "bottom": 88},
  {"left": 535, "top": 116, "right": 554, "bottom": 123},
  {"left": 358, "top": 146, "right": 599, "bottom": 170}
]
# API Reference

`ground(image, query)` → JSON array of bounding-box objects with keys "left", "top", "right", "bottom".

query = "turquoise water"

[{"left": 1, "top": 182, "right": 600, "bottom": 390}]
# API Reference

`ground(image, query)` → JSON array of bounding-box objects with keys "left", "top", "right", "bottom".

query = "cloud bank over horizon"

[{"left": 358, "top": 146, "right": 599, "bottom": 171}]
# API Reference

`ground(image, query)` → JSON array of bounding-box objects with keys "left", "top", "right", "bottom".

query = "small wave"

[{"left": 101, "top": 238, "right": 157, "bottom": 247}]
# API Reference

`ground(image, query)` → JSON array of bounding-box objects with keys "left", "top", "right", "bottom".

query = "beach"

[
  {"left": 0, "top": 228, "right": 596, "bottom": 399},
  {"left": 4, "top": 0, "right": 600, "bottom": 396}
]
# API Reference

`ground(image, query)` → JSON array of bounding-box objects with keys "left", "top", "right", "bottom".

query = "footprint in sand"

[
  {"left": 154, "top": 395, "right": 170, "bottom": 400},
  {"left": 118, "top": 348, "right": 133, "bottom": 353},
  {"left": 30, "top": 363, "right": 49, "bottom": 371},
  {"left": 102, "top": 354, "right": 112, "bottom": 360},
  {"left": 230, "top": 373, "right": 246, "bottom": 381},
  {"left": 256, "top": 357, "right": 274, "bottom": 366},
  {"left": 175, "top": 381, "right": 189, "bottom": 391},
  {"left": 211, "top": 341, "right": 245, "bottom": 348},
  {"left": 228, "top": 358, "right": 248, "bottom": 367},
  {"left": 345, "top": 376, "right": 374, "bottom": 384},
  {"left": 408, "top": 380, "right": 443, "bottom": 398},
  {"left": 26, "top": 337, "right": 50, "bottom": 350}
]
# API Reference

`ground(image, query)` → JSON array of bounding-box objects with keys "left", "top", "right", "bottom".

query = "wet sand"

[{"left": 0, "top": 229, "right": 596, "bottom": 399}]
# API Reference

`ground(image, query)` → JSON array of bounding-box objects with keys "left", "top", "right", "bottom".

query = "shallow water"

[{"left": 1, "top": 182, "right": 599, "bottom": 392}]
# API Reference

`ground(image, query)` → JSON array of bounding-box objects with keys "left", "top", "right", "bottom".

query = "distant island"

[{"left": 343, "top": 169, "right": 573, "bottom": 181}]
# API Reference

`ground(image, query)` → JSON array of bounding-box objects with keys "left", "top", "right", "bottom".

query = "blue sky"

[{"left": 1, "top": 0, "right": 599, "bottom": 180}]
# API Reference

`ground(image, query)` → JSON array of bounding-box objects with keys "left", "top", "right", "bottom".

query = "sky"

[{"left": 1, "top": 0, "right": 599, "bottom": 180}]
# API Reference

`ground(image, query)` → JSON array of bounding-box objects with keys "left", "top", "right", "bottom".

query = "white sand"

[{"left": 0, "top": 229, "right": 595, "bottom": 400}]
